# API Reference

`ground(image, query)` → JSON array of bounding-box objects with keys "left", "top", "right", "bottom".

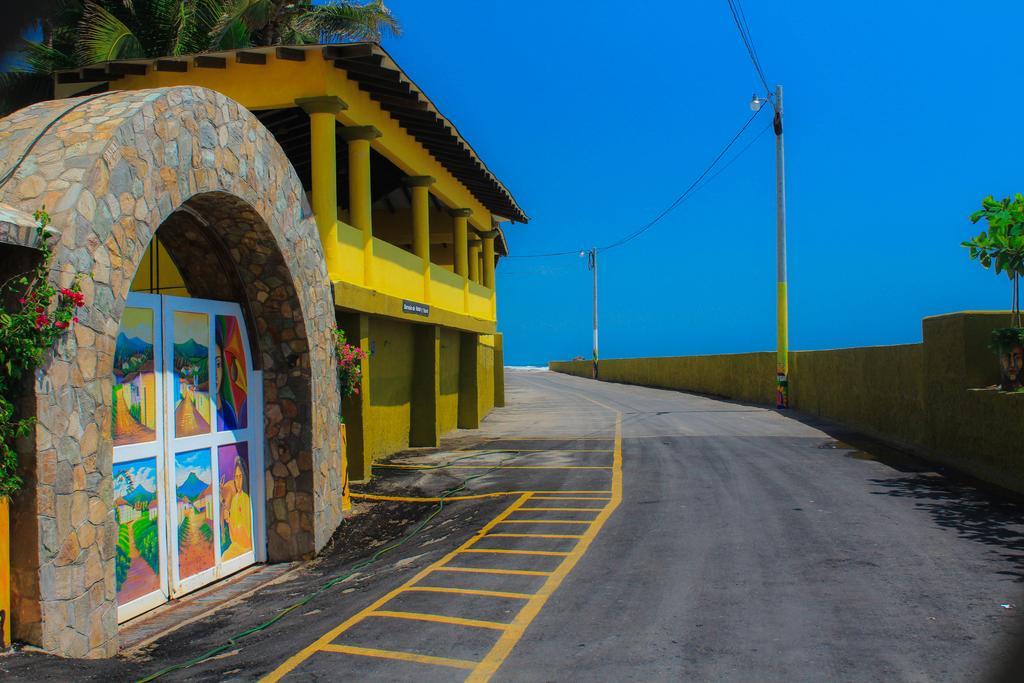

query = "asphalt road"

[{"left": 5, "top": 369, "right": 1024, "bottom": 681}]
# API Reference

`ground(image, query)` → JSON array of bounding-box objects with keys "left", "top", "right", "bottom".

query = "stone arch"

[{"left": 0, "top": 87, "right": 343, "bottom": 657}]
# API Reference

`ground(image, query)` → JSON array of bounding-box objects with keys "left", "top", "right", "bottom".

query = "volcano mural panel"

[
  {"left": 174, "top": 448, "right": 215, "bottom": 579},
  {"left": 172, "top": 311, "right": 211, "bottom": 438},
  {"left": 113, "top": 458, "right": 161, "bottom": 605}
]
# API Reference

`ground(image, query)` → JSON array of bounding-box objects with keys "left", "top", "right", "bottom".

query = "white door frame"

[{"left": 115, "top": 292, "right": 264, "bottom": 622}]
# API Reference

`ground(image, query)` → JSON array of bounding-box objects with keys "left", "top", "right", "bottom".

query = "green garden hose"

[{"left": 135, "top": 449, "right": 516, "bottom": 682}]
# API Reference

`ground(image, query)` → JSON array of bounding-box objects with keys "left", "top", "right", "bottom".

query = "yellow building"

[{"left": 57, "top": 43, "right": 525, "bottom": 480}]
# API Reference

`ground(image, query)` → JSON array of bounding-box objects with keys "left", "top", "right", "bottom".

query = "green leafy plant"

[
  {"left": 2, "top": 0, "right": 402, "bottom": 116},
  {"left": 0, "top": 208, "right": 86, "bottom": 498},
  {"left": 334, "top": 327, "right": 366, "bottom": 421},
  {"left": 965, "top": 194, "right": 1024, "bottom": 330},
  {"left": 989, "top": 327, "right": 1024, "bottom": 353}
]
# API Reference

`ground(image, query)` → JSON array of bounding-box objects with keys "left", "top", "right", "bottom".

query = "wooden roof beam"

[
  {"left": 155, "top": 59, "right": 187, "bottom": 72},
  {"left": 276, "top": 47, "right": 305, "bottom": 61},
  {"left": 194, "top": 55, "right": 226, "bottom": 69},
  {"left": 236, "top": 51, "right": 267, "bottom": 65},
  {"left": 108, "top": 62, "right": 147, "bottom": 76},
  {"left": 322, "top": 44, "right": 376, "bottom": 60}
]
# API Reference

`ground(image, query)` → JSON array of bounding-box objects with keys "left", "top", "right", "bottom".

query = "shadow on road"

[{"left": 868, "top": 473, "right": 1024, "bottom": 583}]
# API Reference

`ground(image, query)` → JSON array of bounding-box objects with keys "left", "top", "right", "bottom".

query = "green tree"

[
  {"left": 1, "top": 0, "right": 400, "bottom": 116},
  {"left": 211, "top": 0, "right": 399, "bottom": 47},
  {"left": 964, "top": 194, "right": 1024, "bottom": 329}
]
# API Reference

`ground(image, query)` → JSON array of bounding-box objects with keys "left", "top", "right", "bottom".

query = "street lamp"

[{"left": 751, "top": 86, "right": 790, "bottom": 408}]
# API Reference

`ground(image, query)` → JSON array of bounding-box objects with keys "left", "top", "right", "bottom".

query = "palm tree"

[
  {"left": 0, "top": 0, "right": 400, "bottom": 116},
  {"left": 211, "top": 0, "right": 400, "bottom": 47}
]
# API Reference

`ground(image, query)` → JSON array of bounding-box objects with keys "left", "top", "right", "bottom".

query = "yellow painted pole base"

[
  {"left": 341, "top": 424, "right": 351, "bottom": 512},
  {"left": 1, "top": 496, "right": 10, "bottom": 648}
]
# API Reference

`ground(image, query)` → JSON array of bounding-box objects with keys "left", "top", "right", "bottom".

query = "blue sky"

[{"left": 382, "top": 0, "right": 1024, "bottom": 365}]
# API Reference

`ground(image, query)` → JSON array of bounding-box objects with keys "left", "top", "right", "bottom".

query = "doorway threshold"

[{"left": 118, "top": 562, "right": 300, "bottom": 654}]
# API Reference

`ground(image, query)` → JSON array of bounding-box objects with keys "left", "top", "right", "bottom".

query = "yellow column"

[
  {"left": 405, "top": 176, "right": 435, "bottom": 302},
  {"left": 478, "top": 229, "right": 498, "bottom": 289},
  {"left": 449, "top": 208, "right": 472, "bottom": 313},
  {"left": 468, "top": 237, "right": 481, "bottom": 283},
  {"left": 295, "top": 96, "right": 347, "bottom": 279},
  {"left": 339, "top": 125, "right": 381, "bottom": 287},
  {"left": 478, "top": 228, "right": 499, "bottom": 320},
  {"left": 449, "top": 208, "right": 471, "bottom": 278}
]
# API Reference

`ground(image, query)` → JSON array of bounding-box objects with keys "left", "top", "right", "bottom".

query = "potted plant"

[
  {"left": 964, "top": 194, "right": 1024, "bottom": 391},
  {"left": 334, "top": 328, "right": 366, "bottom": 510},
  {"left": 0, "top": 209, "right": 84, "bottom": 646}
]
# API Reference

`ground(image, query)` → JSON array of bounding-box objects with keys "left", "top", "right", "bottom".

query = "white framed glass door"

[
  {"left": 114, "top": 293, "right": 262, "bottom": 622},
  {"left": 112, "top": 293, "right": 170, "bottom": 622},
  {"left": 162, "top": 296, "right": 260, "bottom": 597}
]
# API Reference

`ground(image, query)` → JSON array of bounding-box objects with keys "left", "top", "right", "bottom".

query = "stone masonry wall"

[{"left": 0, "top": 87, "right": 344, "bottom": 657}]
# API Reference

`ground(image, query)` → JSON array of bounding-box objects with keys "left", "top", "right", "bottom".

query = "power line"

[
  {"left": 504, "top": 247, "right": 581, "bottom": 259},
  {"left": 692, "top": 121, "right": 772, "bottom": 195},
  {"left": 726, "top": 0, "right": 773, "bottom": 108},
  {"left": 735, "top": 0, "right": 767, "bottom": 87},
  {"left": 506, "top": 106, "right": 767, "bottom": 259},
  {"left": 598, "top": 105, "right": 766, "bottom": 252}
]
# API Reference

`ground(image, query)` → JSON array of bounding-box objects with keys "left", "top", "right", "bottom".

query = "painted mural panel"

[
  {"left": 172, "top": 311, "right": 211, "bottom": 437},
  {"left": 215, "top": 315, "right": 248, "bottom": 431},
  {"left": 175, "top": 449, "right": 215, "bottom": 579},
  {"left": 114, "top": 458, "right": 161, "bottom": 604},
  {"left": 218, "top": 443, "right": 254, "bottom": 562},
  {"left": 113, "top": 307, "right": 157, "bottom": 446}
]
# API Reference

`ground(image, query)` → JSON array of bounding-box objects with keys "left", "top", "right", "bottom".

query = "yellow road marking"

[
  {"left": 485, "top": 533, "right": 584, "bottom": 540},
  {"left": 368, "top": 610, "right": 510, "bottom": 631},
  {"left": 458, "top": 549, "right": 570, "bottom": 557},
  {"left": 453, "top": 449, "right": 614, "bottom": 453},
  {"left": 529, "top": 496, "right": 611, "bottom": 501},
  {"left": 350, "top": 490, "right": 611, "bottom": 504},
  {"left": 432, "top": 566, "right": 552, "bottom": 577},
  {"left": 497, "top": 520, "right": 592, "bottom": 525},
  {"left": 517, "top": 507, "right": 601, "bottom": 512},
  {"left": 263, "top": 404, "right": 624, "bottom": 682},
  {"left": 351, "top": 491, "right": 518, "bottom": 503},
  {"left": 376, "top": 464, "right": 612, "bottom": 470},
  {"left": 466, "top": 409, "right": 623, "bottom": 681},
  {"left": 470, "top": 437, "right": 614, "bottom": 442},
  {"left": 262, "top": 494, "right": 533, "bottom": 682},
  {"left": 319, "top": 644, "right": 476, "bottom": 670},
  {"left": 404, "top": 586, "right": 533, "bottom": 600}
]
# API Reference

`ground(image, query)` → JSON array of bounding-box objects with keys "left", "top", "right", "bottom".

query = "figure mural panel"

[
  {"left": 113, "top": 308, "right": 157, "bottom": 446},
  {"left": 174, "top": 449, "right": 215, "bottom": 579},
  {"left": 216, "top": 315, "right": 248, "bottom": 431},
  {"left": 113, "top": 459, "right": 161, "bottom": 604},
  {"left": 172, "top": 311, "right": 211, "bottom": 437},
  {"left": 218, "top": 443, "right": 254, "bottom": 562}
]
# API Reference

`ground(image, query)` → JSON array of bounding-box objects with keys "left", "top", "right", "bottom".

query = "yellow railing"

[
  {"left": 330, "top": 223, "right": 495, "bottom": 321},
  {"left": 468, "top": 280, "right": 493, "bottom": 319},
  {"left": 372, "top": 238, "right": 424, "bottom": 301},
  {"left": 430, "top": 263, "right": 464, "bottom": 312},
  {"left": 337, "top": 221, "right": 364, "bottom": 284}
]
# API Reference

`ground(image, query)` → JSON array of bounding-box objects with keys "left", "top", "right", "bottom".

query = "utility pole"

[
  {"left": 583, "top": 248, "right": 599, "bottom": 379},
  {"left": 773, "top": 84, "right": 790, "bottom": 408}
]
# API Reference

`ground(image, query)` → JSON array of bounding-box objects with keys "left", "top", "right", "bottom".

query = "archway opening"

[{"left": 110, "top": 191, "right": 318, "bottom": 622}]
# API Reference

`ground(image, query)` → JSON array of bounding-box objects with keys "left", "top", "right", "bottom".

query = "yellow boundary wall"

[{"left": 551, "top": 312, "right": 1024, "bottom": 492}]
